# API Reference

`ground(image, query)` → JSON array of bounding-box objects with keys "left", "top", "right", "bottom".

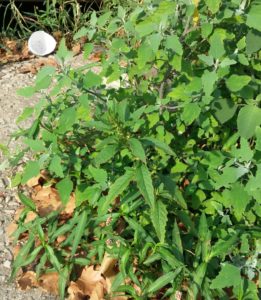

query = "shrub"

[{"left": 9, "top": 0, "right": 261, "bottom": 299}]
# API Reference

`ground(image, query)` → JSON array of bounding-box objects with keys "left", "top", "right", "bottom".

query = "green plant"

[{"left": 7, "top": 0, "right": 261, "bottom": 299}]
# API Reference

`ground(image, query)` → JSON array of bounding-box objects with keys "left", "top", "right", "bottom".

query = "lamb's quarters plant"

[{"left": 5, "top": 0, "right": 261, "bottom": 299}]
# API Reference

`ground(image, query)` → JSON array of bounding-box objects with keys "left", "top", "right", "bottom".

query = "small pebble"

[{"left": 3, "top": 261, "right": 11, "bottom": 269}]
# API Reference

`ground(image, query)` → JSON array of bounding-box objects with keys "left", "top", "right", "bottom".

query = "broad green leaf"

[
  {"left": 181, "top": 103, "right": 201, "bottom": 125},
  {"left": 209, "top": 31, "right": 225, "bottom": 59},
  {"left": 211, "top": 98, "right": 237, "bottom": 124},
  {"left": 18, "top": 192, "right": 36, "bottom": 211},
  {"left": 59, "top": 265, "right": 70, "bottom": 300},
  {"left": 36, "top": 66, "right": 56, "bottom": 82},
  {"left": 83, "top": 43, "right": 94, "bottom": 60},
  {"left": 246, "top": 29, "right": 261, "bottom": 54},
  {"left": 56, "top": 177, "right": 73, "bottom": 205},
  {"left": 23, "top": 138, "right": 46, "bottom": 152},
  {"left": 151, "top": 200, "right": 168, "bottom": 243},
  {"left": 210, "top": 263, "right": 241, "bottom": 289},
  {"left": 246, "top": 3, "right": 261, "bottom": 31},
  {"left": 83, "top": 71, "right": 102, "bottom": 88},
  {"left": 227, "top": 183, "right": 251, "bottom": 220},
  {"left": 89, "top": 165, "right": 107, "bottom": 185},
  {"left": 237, "top": 105, "right": 261, "bottom": 139},
  {"left": 147, "top": 268, "right": 182, "bottom": 294},
  {"left": 142, "top": 137, "right": 175, "bottom": 156},
  {"left": 226, "top": 75, "right": 251, "bottom": 92},
  {"left": 128, "top": 138, "right": 146, "bottom": 162},
  {"left": 49, "top": 155, "right": 64, "bottom": 178},
  {"left": 165, "top": 35, "right": 183, "bottom": 55},
  {"left": 201, "top": 23, "right": 213, "bottom": 38},
  {"left": 71, "top": 209, "right": 88, "bottom": 257},
  {"left": 75, "top": 184, "right": 101, "bottom": 207},
  {"left": 98, "top": 169, "right": 134, "bottom": 215},
  {"left": 94, "top": 144, "right": 118, "bottom": 165},
  {"left": 205, "top": 0, "right": 221, "bottom": 14},
  {"left": 17, "top": 86, "right": 35, "bottom": 98},
  {"left": 56, "top": 38, "right": 73, "bottom": 63},
  {"left": 209, "top": 235, "right": 238, "bottom": 259},
  {"left": 57, "top": 107, "right": 77, "bottom": 134},
  {"left": 73, "top": 27, "right": 88, "bottom": 40},
  {"left": 202, "top": 70, "right": 218, "bottom": 96},
  {"left": 136, "top": 164, "right": 155, "bottom": 208},
  {"left": 21, "top": 161, "right": 40, "bottom": 184}
]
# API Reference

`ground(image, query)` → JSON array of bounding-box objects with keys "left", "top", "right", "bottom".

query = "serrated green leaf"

[
  {"left": 83, "top": 71, "right": 102, "bottom": 88},
  {"left": 136, "top": 164, "right": 155, "bottom": 208},
  {"left": 226, "top": 75, "right": 251, "bottom": 92},
  {"left": 227, "top": 183, "right": 251, "bottom": 221},
  {"left": 56, "top": 177, "right": 73, "bottom": 205},
  {"left": 73, "top": 27, "right": 88, "bottom": 40},
  {"left": 209, "top": 235, "right": 238, "bottom": 259},
  {"left": 151, "top": 200, "right": 167, "bottom": 243},
  {"left": 57, "top": 107, "right": 77, "bottom": 134},
  {"left": 21, "top": 161, "right": 40, "bottom": 184},
  {"left": 94, "top": 144, "right": 118, "bottom": 165},
  {"left": 75, "top": 184, "right": 101, "bottom": 207},
  {"left": 237, "top": 105, "right": 261, "bottom": 139},
  {"left": 89, "top": 165, "right": 107, "bottom": 185},
  {"left": 210, "top": 263, "right": 241, "bottom": 289},
  {"left": 55, "top": 38, "right": 73, "bottom": 64},
  {"left": 142, "top": 137, "right": 175, "bottom": 156},
  {"left": 49, "top": 155, "right": 64, "bottom": 178},
  {"left": 98, "top": 169, "right": 134, "bottom": 215},
  {"left": 128, "top": 138, "right": 146, "bottom": 162}
]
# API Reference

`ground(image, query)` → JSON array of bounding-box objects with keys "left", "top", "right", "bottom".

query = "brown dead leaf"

[
  {"left": 72, "top": 43, "right": 81, "bottom": 55},
  {"left": 89, "top": 282, "right": 105, "bottom": 300},
  {"left": 32, "top": 186, "right": 75, "bottom": 217},
  {"left": 38, "top": 272, "right": 59, "bottom": 295},
  {"left": 17, "top": 271, "right": 39, "bottom": 290},
  {"left": 6, "top": 222, "right": 18, "bottom": 241}
]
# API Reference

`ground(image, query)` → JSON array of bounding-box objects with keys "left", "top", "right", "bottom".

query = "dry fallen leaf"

[
  {"left": 17, "top": 271, "right": 39, "bottom": 290},
  {"left": 32, "top": 186, "right": 75, "bottom": 217},
  {"left": 38, "top": 272, "right": 59, "bottom": 295}
]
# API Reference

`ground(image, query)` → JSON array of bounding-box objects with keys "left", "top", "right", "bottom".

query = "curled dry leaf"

[
  {"left": 31, "top": 186, "right": 75, "bottom": 217},
  {"left": 68, "top": 253, "right": 118, "bottom": 300},
  {"left": 17, "top": 271, "right": 39, "bottom": 290},
  {"left": 38, "top": 272, "right": 59, "bottom": 295}
]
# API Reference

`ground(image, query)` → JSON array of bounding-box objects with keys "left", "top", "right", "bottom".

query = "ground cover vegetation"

[{"left": 3, "top": 0, "right": 261, "bottom": 299}]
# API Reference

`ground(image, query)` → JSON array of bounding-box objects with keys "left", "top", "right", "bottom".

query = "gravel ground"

[{"left": 0, "top": 54, "right": 88, "bottom": 299}]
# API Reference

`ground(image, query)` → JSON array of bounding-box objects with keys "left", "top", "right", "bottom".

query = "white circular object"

[{"left": 28, "top": 31, "right": 57, "bottom": 56}]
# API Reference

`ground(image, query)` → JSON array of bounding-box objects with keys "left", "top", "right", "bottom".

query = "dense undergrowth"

[{"left": 3, "top": 0, "right": 261, "bottom": 299}]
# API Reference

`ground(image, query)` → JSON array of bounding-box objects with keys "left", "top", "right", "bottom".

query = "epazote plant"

[{"left": 7, "top": 0, "right": 261, "bottom": 299}]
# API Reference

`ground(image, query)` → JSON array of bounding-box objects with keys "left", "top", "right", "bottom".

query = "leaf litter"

[{"left": 6, "top": 172, "right": 128, "bottom": 299}]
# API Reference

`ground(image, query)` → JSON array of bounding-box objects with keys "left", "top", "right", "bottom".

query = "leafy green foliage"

[{"left": 7, "top": 0, "right": 261, "bottom": 299}]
